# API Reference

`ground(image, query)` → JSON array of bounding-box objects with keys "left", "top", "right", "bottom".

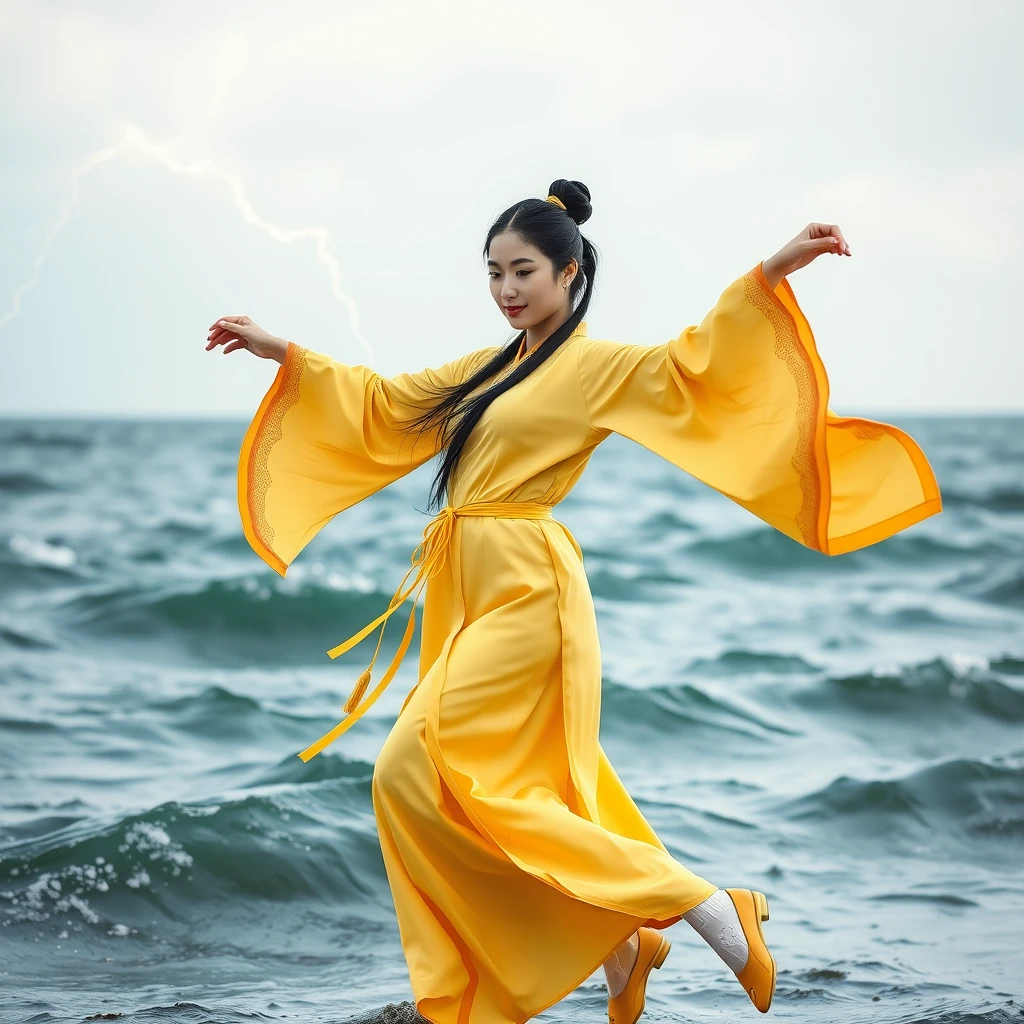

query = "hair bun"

[{"left": 547, "top": 178, "right": 592, "bottom": 226}]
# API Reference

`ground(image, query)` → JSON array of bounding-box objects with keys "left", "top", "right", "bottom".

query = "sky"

[{"left": 0, "top": 0, "right": 1020, "bottom": 417}]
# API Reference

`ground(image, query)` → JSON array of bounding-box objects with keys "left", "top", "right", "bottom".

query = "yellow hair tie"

[{"left": 545, "top": 194, "right": 567, "bottom": 211}]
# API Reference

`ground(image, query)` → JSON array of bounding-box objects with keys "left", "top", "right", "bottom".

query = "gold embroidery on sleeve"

[
  {"left": 839, "top": 421, "right": 886, "bottom": 441},
  {"left": 247, "top": 343, "right": 309, "bottom": 554},
  {"left": 741, "top": 271, "right": 821, "bottom": 550}
]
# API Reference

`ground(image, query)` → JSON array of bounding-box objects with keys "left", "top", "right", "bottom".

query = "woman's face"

[{"left": 486, "top": 231, "right": 577, "bottom": 331}]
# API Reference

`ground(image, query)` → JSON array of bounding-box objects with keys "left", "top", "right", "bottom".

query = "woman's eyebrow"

[{"left": 486, "top": 257, "right": 537, "bottom": 267}]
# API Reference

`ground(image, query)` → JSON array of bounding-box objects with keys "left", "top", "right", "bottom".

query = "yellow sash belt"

[{"left": 297, "top": 499, "right": 554, "bottom": 762}]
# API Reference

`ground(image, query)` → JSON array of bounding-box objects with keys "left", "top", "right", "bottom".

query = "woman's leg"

[
  {"left": 602, "top": 932, "right": 640, "bottom": 997},
  {"left": 601, "top": 887, "right": 751, "bottom": 997},
  {"left": 682, "top": 889, "right": 749, "bottom": 972}
]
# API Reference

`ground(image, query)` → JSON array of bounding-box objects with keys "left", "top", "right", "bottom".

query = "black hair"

[{"left": 399, "top": 177, "right": 600, "bottom": 513}]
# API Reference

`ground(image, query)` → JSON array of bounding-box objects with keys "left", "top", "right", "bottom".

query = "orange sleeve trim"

[
  {"left": 744, "top": 261, "right": 830, "bottom": 552},
  {"left": 747, "top": 261, "right": 942, "bottom": 556},
  {"left": 236, "top": 341, "right": 308, "bottom": 577},
  {"left": 827, "top": 495, "right": 944, "bottom": 555}
]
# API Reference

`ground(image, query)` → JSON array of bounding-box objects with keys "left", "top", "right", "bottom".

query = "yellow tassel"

[{"left": 343, "top": 668, "right": 372, "bottom": 715}]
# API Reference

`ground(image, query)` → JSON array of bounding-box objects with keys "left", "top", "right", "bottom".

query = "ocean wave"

[
  {"left": 684, "top": 527, "right": 861, "bottom": 571},
  {"left": 945, "top": 562, "right": 1024, "bottom": 608},
  {"left": 938, "top": 485, "right": 1024, "bottom": 513},
  {"left": 0, "top": 471, "right": 62, "bottom": 495},
  {"left": 684, "top": 648, "right": 821, "bottom": 677},
  {"left": 0, "top": 757, "right": 383, "bottom": 932},
  {"left": 601, "top": 678, "right": 801, "bottom": 739},
  {"left": 634, "top": 508, "right": 700, "bottom": 538},
  {"left": 792, "top": 656, "right": 1024, "bottom": 724},
  {"left": 584, "top": 565, "right": 696, "bottom": 600},
  {"left": 992, "top": 654, "right": 1024, "bottom": 676},
  {"left": 55, "top": 577, "right": 406, "bottom": 667},
  {"left": 1, "top": 426, "right": 92, "bottom": 451},
  {"left": 777, "top": 753, "right": 1024, "bottom": 845},
  {"left": 142, "top": 683, "right": 339, "bottom": 744},
  {"left": 0, "top": 622, "right": 57, "bottom": 651}
]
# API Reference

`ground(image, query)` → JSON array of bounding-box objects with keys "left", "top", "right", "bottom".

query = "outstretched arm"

[
  {"left": 577, "top": 232, "right": 940, "bottom": 555},
  {"left": 233, "top": 336, "right": 498, "bottom": 575},
  {"left": 761, "top": 221, "right": 853, "bottom": 290}
]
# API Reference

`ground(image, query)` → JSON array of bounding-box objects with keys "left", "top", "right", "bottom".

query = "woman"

[{"left": 207, "top": 179, "right": 941, "bottom": 1023}]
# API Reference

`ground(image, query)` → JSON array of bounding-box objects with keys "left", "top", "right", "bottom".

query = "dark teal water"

[{"left": 1, "top": 415, "right": 1022, "bottom": 1024}]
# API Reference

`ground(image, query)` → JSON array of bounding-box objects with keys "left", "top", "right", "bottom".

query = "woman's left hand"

[{"left": 762, "top": 222, "right": 851, "bottom": 288}]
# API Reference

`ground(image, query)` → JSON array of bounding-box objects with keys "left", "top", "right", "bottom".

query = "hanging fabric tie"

[{"left": 298, "top": 500, "right": 554, "bottom": 762}]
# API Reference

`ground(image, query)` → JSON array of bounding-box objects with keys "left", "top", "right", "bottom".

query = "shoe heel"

[
  {"left": 752, "top": 890, "right": 769, "bottom": 922},
  {"left": 653, "top": 938, "right": 671, "bottom": 969}
]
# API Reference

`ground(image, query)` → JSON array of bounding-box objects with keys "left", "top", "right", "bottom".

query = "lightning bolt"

[{"left": 1, "top": 50, "right": 376, "bottom": 363}]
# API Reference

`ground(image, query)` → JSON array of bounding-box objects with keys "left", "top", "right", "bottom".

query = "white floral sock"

[
  {"left": 682, "top": 888, "right": 749, "bottom": 974},
  {"left": 603, "top": 931, "right": 640, "bottom": 998}
]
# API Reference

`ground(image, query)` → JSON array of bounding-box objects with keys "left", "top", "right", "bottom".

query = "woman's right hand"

[{"left": 206, "top": 315, "right": 289, "bottom": 364}]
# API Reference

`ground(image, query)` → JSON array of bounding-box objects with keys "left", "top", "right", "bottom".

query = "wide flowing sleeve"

[
  {"left": 238, "top": 340, "right": 498, "bottom": 575},
  {"left": 577, "top": 261, "right": 942, "bottom": 555}
]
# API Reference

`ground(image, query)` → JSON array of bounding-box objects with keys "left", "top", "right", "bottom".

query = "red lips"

[{"left": 506, "top": 306, "right": 526, "bottom": 316}]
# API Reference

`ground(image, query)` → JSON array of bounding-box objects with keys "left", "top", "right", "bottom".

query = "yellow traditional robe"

[{"left": 237, "top": 261, "right": 941, "bottom": 1024}]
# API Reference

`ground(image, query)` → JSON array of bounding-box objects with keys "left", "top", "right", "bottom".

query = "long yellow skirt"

[{"left": 371, "top": 514, "right": 718, "bottom": 1024}]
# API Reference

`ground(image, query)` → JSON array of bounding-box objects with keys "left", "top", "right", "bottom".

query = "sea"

[{"left": 1, "top": 414, "right": 1022, "bottom": 1024}]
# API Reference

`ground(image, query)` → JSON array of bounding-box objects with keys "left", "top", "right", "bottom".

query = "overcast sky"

[{"left": 1, "top": 0, "right": 1019, "bottom": 417}]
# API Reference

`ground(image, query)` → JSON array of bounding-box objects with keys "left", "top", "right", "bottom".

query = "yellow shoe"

[
  {"left": 723, "top": 888, "right": 777, "bottom": 1013},
  {"left": 607, "top": 926, "right": 672, "bottom": 1024}
]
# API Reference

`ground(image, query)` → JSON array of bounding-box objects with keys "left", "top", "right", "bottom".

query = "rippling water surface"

[{"left": 1, "top": 415, "right": 1022, "bottom": 1024}]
